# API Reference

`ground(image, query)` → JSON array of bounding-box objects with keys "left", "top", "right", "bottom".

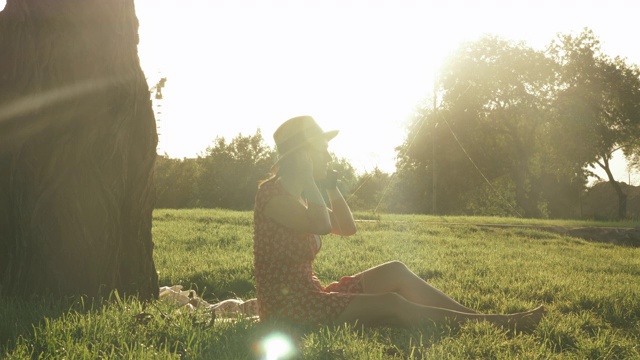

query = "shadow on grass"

[
  {"left": 0, "top": 294, "right": 110, "bottom": 354},
  {"left": 477, "top": 223, "right": 640, "bottom": 247},
  {"left": 555, "top": 227, "right": 640, "bottom": 247}
]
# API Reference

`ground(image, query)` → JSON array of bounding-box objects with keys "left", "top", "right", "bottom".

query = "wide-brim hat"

[{"left": 271, "top": 115, "right": 338, "bottom": 171}]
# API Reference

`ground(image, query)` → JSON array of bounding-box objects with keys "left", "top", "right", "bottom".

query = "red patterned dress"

[{"left": 253, "top": 178, "right": 363, "bottom": 325}]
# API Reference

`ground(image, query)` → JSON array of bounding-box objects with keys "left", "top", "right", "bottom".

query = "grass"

[{"left": 2, "top": 209, "right": 640, "bottom": 359}]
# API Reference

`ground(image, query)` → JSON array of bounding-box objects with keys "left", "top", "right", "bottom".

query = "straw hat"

[{"left": 272, "top": 115, "right": 338, "bottom": 171}]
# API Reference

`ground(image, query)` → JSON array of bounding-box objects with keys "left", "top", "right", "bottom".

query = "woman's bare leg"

[
  {"left": 358, "top": 261, "right": 479, "bottom": 314},
  {"left": 334, "top": 292, "right": 546, "bottom": 330}
]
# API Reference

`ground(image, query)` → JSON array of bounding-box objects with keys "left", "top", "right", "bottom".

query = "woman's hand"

[{"left": 316, "top": 170, "right": 338, "bottom": 190}]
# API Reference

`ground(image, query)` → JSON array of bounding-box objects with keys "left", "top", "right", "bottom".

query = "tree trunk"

[
  {"left": 600, "top": 157, "right": 628, "bottom": 220},
  {"left": 513, "top": 152, "right": 540, "bottom": 218},
  {"left": 0, "top": 0, "right": 158, "bottom": 299}
]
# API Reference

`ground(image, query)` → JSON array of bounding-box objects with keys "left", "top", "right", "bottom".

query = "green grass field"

[{"left": 2, "top": 209, "right": 639, "bottom": 359}]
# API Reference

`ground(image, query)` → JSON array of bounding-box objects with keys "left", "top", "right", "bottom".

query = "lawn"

[{"left": 2, "top": 209, "right": 639, "bottom": 359}]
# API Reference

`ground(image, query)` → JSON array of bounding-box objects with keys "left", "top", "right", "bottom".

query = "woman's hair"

[
  {"left": 257, "top": 145, "right": 307, "bottom": 188},
  {"left": 274, "top": 154, "right": 298, "bottom": 177}
]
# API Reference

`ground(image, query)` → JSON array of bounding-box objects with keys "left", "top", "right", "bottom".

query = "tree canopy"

[
  {"left": 395, "top": 29, "right": 639, "bottom": 219},
  {"left": 549, "top": 29, "right": 640, "bottom": 219}
]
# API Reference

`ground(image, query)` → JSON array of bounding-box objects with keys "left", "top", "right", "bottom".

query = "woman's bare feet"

[
  {"left": 447, "top": 305, "right": 546, "bottom": 331},
  {"left": 501, "top": 305, "right": 547, "bottom": 331},
  {"left": 473, "top": 305, "right": 546, "bottom": 331}
]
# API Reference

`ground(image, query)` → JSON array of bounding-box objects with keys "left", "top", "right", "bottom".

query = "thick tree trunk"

[
  {"left": 0, "top": 0, "right": 158, "bottom": 299},
  {"left": 600, "top": 157, "right": 628, "bottom": 220}
]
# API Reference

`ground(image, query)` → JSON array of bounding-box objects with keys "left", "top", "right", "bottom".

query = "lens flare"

[{"left": 258, "top": 331, "right": 296, "bottom": 360}]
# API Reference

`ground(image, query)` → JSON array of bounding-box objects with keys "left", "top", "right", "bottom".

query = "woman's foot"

[{"left": 502, "top": 305, "right": 547, "bottom": 331}]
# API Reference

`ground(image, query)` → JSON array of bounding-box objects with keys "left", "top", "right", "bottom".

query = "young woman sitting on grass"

[{"left": 253, "top": 115, "right": 546, "bottom": 329}]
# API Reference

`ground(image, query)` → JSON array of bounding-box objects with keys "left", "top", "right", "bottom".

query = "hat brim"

[
  {"left": 323, "top": 130, "right": 339, "bottom": 142},
  {"left": 270, "top": 130, "right": 339, "bottom": 173}
]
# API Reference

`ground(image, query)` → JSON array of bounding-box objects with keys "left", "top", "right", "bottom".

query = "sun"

[{"left": 134, "top": 1, "right": 451, "bottom": 171}]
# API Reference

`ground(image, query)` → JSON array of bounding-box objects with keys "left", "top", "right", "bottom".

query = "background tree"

[
  {"left": 438, "top": 35, "right": 557, "bottom": 217},
  {"left": 397, "top": 37, "right": 559, "bottom": 217},
  {"left": 152, "top": 142, "right": 360, "bottom": 210},
  {"left": 154, "top": 155, "right": 200, "bottom": 208},
  {"left": 394, "top": 107, "right": 440, "bottom": 214},
  {"left": 0, "top": 0, "right": 158, "bottom": 299},
  {"left": 197, "top": 130, "right": 276, "bottom": 210},
  {"left": 328, "top": 154, "right": 358, "bottom": 201},
  {"left": 549, "top": 28, "right": 640, "bottom": 219},
  {"left": 347, "top": 168, "right": 392, "bottom": 212}
]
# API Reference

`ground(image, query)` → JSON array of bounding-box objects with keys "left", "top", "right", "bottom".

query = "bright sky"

[
  {"left": 131, "top": 0, "right": 640, "bottom": 183},
  {"left": 1, "top": 0, "right": 639, "bottom": 183}
]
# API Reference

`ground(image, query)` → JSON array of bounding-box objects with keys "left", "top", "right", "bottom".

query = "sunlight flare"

[
  {"left": 0, "top": 76, "right": 131, "bottom": 145},
  {"left": 257, "top": 332, "right": 296, "bottom": 360}
]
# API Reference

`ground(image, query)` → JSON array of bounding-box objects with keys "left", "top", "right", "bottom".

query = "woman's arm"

[
  {"left": 264, "top": 195, "right": 333, "bottom": 235},
  {"left": 327, "top": 188, "right": 357, "bottom": 236},
  {"left": 264, "top": 175, "right": 333, "bottom": 235}
]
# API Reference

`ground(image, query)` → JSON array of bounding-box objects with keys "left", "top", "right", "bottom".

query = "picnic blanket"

[{"left": 158, "top": 285, "right": 259, "bottom": 320}]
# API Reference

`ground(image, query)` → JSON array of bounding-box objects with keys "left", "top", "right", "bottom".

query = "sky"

[
  {"left": 131, "top": 0, "right": 640, "bottom": 184},
  {"left": 1, "top": 0, "right": 639, "bottom": 184}
]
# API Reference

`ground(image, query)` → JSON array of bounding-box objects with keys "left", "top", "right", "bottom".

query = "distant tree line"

[
  {"left": 155, "top": 131, "right": 274, "bottom": 210},
  {"left": 154, "top": 130, "right": 394, "bottom": 212},
  {"left": 155, "top": 29, "right": 640, "bottom": 220}
]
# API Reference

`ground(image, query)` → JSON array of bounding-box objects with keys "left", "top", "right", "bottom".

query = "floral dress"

[{"left": 253, "top": 178, "right": 363, "bottom": 325}]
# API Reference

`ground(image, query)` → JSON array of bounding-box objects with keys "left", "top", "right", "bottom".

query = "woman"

[{"left": 253, "top": 115, "right": 545, "bottom": 329}]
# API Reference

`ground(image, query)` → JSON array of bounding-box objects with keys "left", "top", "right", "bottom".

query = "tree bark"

[
  {"left": 600, "top": 157, "right": 628, "bottom": 220},
  {"left": 512, "top": 145, "right": 540, "bottom": 218},
  {"left": 0, "top": 0, "right": 158, "bottom": 299}
]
